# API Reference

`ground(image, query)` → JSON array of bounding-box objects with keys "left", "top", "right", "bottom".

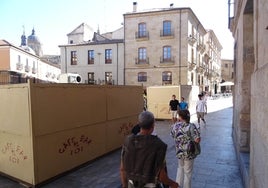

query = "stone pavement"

[{"left": 0, "top": 97, "right": 244, "bottom": 188}]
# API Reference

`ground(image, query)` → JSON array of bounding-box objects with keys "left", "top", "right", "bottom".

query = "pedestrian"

[
  {"left": 170, "top": 109, "right": 201, "bottom": 188},
  {"left": 179, "top": 97, "right": 188, "bottom": 111},
  {"left": 131, "top": 124, "right": 140, "bottom": 135},
  {"left": 196, "top": 94, "right": 207, "bottom": 127},
  {"left": 169, "top": 94, "right": 179, "bottom": 124},
  {"left": 120, "top": 111, "right": 179, "bottom": 188}
]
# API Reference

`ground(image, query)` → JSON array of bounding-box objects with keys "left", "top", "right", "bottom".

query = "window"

[
  {"left": 18, "top": 55, "right": 21, "bottom": 63},
  {"left": 138, "top": 23, "right": 147, "bottom": 37},
  {"left": 163, "top": 21, "right": 171, "bottom": 36},
  {"left": 163, "top": 46, "right": 171, "bottom": 61},
  {"left": 105, "top": 72, "right": 113, "bottom": 84},
  {"left": 137, "top": 47, "right": 147, "bottom": 64},
  {"left": 88, "top": 72, "right": 95, "bottom": 84},
  {"left": 32, "top": 61, "right": 36, "bottom": 74},
  {"left": 138, "top": 72, "right": 147, "bottom": 82},
  {"left": 162, "top": 71, "right": 172, "bottom": 85},
  {"left": 71, "top": 51, "right": 77, "bottom": 65},
  {"left": 105, "top": 49, "right": 112, "bottom": 64},
  {"left": 25, "top": 58, "right": 29, "bottom": 72},
  {"left": 225, "top": 63, "right": 228, "bottom": 68},
  {"left": 88, "top": 50, "right": 94, "bottom": 64}
]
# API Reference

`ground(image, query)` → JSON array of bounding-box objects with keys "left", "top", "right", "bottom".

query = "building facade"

[
  {"left": 59, "top": 23, "right": 124, "bottom": 85},
  {"left": 220, "top": 59, "right": 234, "bottom": 92},
  {"left": 0, "top": 40, "right": 61, "bottom": 84},
  {"left": 124, "top": 4, "right": 222, "bottom": 94},
  {"left": 229, "top": 0, "right": 268, "bottom": 187}
]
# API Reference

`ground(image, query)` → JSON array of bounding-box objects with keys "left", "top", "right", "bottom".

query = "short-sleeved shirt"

[
  {"left": 179, "top": 101, "right": 188, "bottom": 110},
  {"left": 170, "top": 122, "right": 200, "bottom": 159},
  {"left": 196, "top": 99, "right": 206, "bottom": 112},
  {"left": 169, "top": 99, "right": 179, "bottom": 111}
]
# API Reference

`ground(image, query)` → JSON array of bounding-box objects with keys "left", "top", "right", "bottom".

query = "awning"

[{"left": 219, "top": 81, "right": 234, "bottom": 86}]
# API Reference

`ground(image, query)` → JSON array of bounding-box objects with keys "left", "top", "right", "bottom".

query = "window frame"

[
  {"left": 163, "top": 21, "right": 172, "bottom": 36},
  {"left": 138, "top": 47, "right": 147, "bottom": 63},
  {"left": 71, "top": 51, "right": 77, "bottom": 65},
  {"left": 88, "top": 50, "right": 94, "bottom": 64},
  {"left": 163, "top": 46, "right": 171, "bottom": 61},
  {"left": 105, "top": 49, "right": 112, "bottom": 64},
  {"left": 138, "top": 23, "right": 147, "bottom": 37},
  {"left": 138, "top": 72, "right": 147, "bottom": 82},
  {"left": 162, "top": 71, "right": 172, "bottom": 85},
  {"left": 105, "top": 72, "right": 113, "bottom": 84}
]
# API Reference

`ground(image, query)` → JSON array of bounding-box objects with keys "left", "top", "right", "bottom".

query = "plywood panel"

[
  {"left": 106, "top": 86, "right": 143, "bottom": 120},
  {"left": 31, "top": 84, "right": 106, "bottom": 135},
  {"left": 106, "top": 115, "right": 138, "bottom": 152},
  {"left": 34, "top": 123, "right": 106, "bottom": 184},
  {"left": 0, "top": 84, "right": 31, "bottom": 136},
  {"left": 0, "top": 133, "right": 34, "bottom": 184}
]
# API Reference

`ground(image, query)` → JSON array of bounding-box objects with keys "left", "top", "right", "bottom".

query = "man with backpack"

[{"left": 120, "top": 111, "right": 179, "bottom": 188}]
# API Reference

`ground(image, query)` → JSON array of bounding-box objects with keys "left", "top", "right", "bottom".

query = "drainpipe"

[
  {"left": 179, "top": 10, "right": 181, "bottom": 85},
  {"left": 123, "top": 17, "right": 126, "bottom": 85},
  {"left": 116, "top": 42, "right": 119, "bottom": 85},
  {"left": 65, "top": 46, "right": 67, "bottom": 73}
]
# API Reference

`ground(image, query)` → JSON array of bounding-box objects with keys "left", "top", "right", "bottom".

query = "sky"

[{"left": 0, "top": 0, "right": 234, "bottom": 59}]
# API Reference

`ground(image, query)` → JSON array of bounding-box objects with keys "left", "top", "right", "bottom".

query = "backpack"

[{"left": 122, "top": 134, "right": 167, "bottom": 184}]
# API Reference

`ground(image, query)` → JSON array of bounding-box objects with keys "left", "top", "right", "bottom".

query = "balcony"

[
  {"left": 188, "top": 61, "right": 196, "bottom": 71},
  {"left": 160, "top": 29, "right": 174, "bottom": 38},
  {"left": 46, "top": 72, "right": 51, "bottom": 78},
  {"left": 32, "top": 67, "right": 37, "bottom": 74},
  {"left": 197, "top": 43, "right": 206, "bottom": 54},
  {"left": 25, "top": 65, "right": 31, "bottom": 72},
  {"left": 188, "top": 35, "right": 197, "bottom": 46},
  {"left": 135, "top": 57, "right": 149, "bottom": 65},
  {"left": 196, "top": 66, "right": 204, "bottom": 74},
  {"left": 160, "top": 56, "right": 175, "bottom": 64},
  {"left": 135, "top": 31, "right": 149, "bottom": 40},
  {"left": 16, "top": 62, "right": 23, "bottom": 70}
]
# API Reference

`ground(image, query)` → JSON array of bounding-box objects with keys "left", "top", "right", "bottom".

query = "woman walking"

[{"left": 170, "top": 109, "right": 201, "bottom": 188}]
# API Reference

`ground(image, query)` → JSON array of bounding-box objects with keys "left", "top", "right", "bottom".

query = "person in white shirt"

[{"left": 196, "top": 94, "right": 207, "bottom": 127}]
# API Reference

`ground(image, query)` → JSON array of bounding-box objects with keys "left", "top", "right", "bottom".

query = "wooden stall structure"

[{"left": 0, "top": 81, "right": 143, "bottom": 186}]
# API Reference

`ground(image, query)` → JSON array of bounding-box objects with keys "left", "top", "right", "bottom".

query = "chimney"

[{"left": 133, "top": 2, "right": 137, "bottom": 12}]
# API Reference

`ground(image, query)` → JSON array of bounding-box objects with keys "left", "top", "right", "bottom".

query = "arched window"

[{"left": 138, "top": 72, "right": 147, "bottom": 82}]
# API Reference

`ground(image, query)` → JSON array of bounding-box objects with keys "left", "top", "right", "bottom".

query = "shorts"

[
  {"left": 171, "top": 110, "right": 178, "bottom": 118},
  {"left": 197, "top": 112, "right": 205, "bottom": 119}
]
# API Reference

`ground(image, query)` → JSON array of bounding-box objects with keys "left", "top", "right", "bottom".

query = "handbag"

[
  {"left": 187, "top": 123, "right": 201, "bottom": 156},
  {"left": 188, "top": 140, "right": 201, "bottom": 156}
]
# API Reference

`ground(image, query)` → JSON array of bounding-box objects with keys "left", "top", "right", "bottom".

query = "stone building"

[
  {"left": 0, "top": 39, "right": 61, "bottom": 84},
  {"left": 123, "top": 3, "right": 222, "bottom": 94},
  {"left": 220, "top": 59, "right": 234, "bottom": 92},
  {"left": 59, "top": 23, "right": 124, "bottom": 85},
  {"left": 228, "top": 0, "right": 268, "bottom": 187},
  {"left": 221, "top": 59, "right": 234, "bottom": 82}
]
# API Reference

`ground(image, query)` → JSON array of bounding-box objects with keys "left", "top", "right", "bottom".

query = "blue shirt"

[{"left": 179, "top": 101, "right": 188, "bottom": 110}]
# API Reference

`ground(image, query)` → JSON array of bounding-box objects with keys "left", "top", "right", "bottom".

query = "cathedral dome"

[{"left": 27, "top": 28, "right": 41, "bottom": 44}]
